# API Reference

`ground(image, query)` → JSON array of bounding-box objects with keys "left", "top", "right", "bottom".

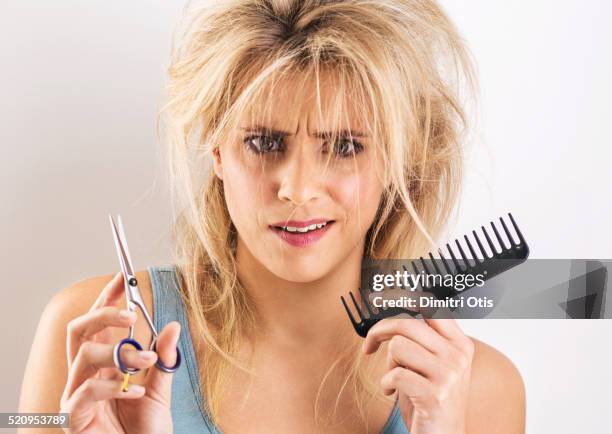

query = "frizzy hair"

[{"left": 158, "top": 0, "right": 476, "bottom": 429}]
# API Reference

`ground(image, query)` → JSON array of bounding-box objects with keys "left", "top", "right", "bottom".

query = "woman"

[{"left": 19, "top": 1, "right": 525, "bottom": 433}]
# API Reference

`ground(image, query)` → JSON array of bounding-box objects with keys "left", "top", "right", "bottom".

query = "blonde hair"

[{"left": 160, "top": 0, "right": 476, "bottom": 429}]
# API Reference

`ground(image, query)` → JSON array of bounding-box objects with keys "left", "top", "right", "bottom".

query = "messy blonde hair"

[{"left": 160, "top": 0, "right": 476, "bottom": 430}]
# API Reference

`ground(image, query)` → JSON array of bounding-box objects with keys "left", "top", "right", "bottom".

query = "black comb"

[{"left": 340, "top": 213, "right": 529, "bottom": 337}]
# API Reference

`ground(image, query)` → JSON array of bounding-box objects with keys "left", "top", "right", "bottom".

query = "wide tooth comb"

[{"left": 341, "top": 213, "right": 529, "bottom": 338}]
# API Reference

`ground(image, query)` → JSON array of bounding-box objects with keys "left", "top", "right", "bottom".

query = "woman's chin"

[{"left": 267, "top": 258, "right": 334, "bottom": 283}]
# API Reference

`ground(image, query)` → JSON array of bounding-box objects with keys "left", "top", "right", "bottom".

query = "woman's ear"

[{"left": 212, "top": 147, "right": 223, "bottom": 180}]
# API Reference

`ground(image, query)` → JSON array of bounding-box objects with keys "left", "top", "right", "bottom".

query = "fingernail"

[
  {"left": 138, "top": 351, "right": 156, "bottom": 360},
  {"left": 119, "top": 310, "right": 136, "bottom": 319},
  {"left": 129, "top": 384, "right": 144, "bottom": 393}
]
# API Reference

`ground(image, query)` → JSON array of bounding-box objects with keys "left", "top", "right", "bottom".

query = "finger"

[
  {"left": 65, "top": 341, "right": 158, "bottom": 397},
  {"left": 385, "top": 335, "right": 443, "bottom": 380},
  {"left": 67, "top": 306, "right": 137, "bottom": 366},
  {"left": 423, "top": 317, "right": 465, "bottom": 339},
  {"left": 63, "top": 378, "right": 146, "bottom": 414},
  {"left": 381, "top": 367, "right": 434, "bottom": 404},
  {"left": 89, "top": 272, "right": 126, "bottom": 312},
  {"left": 362, "top": 318, "right": 448, "bottom": 356},
  {"left": 421, "top": 318, "right": 466, "bottom": 342},
  {"left": 144, "top": 321, "right": 181, "bottom": 404}
]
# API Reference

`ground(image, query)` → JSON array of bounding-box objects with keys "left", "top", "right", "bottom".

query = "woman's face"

[{"left": 213, "top": 73, "right": 385, "bottom": 282}]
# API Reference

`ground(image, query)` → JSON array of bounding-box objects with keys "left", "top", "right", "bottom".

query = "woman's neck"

[{"left": 235, "top": 238, "right": 363, "bottom": 351}]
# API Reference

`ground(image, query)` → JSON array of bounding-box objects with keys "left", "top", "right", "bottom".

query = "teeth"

[{"left": 281, "top": 222, "right": 328, "bottom": 233}]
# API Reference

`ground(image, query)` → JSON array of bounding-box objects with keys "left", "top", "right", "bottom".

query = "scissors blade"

[
  {"left": 109, "top": 214, "right": 133, "bottom": 279},
  {"left": 108, "top": 214, "right": 158, "bottom": 337},
  {"left": 117, "top": 215, "right": 136, "bottom": 276}
]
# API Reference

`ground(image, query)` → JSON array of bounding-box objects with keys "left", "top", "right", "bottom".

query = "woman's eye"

[
  {"left": 243, "top": 135, "right": 283, "bottom": 154},
  {"left": 332, "top": 137, "right": 364, "bottom": 158}
]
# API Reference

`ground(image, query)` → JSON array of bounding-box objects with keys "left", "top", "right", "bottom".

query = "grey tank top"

[{"left": 148, "top": 265, "right": 410, "bottom": 434}]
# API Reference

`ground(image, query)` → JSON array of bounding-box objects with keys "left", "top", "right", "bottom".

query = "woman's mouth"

[{"left": 269, "top": 220, "right": 335, "bottom": 247}]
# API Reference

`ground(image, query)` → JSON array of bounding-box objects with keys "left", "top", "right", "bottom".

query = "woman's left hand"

[{"left": 362, "top": 317, "right": 474, "bottom": 434}]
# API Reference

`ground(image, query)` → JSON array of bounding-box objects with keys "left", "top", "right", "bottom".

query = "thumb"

[{"left": 143, "top": 321, "right": 181, "bottom": 405}]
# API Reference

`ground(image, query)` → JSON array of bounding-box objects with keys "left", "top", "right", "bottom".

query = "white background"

[{"left": 1, "top": 1, "right": 611, "bottom": 433}]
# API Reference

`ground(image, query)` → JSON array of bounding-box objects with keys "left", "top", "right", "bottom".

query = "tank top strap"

[
  {"left": 380, "top": 399, "right": 410, "bottom": 434},
  {"left": 148, "top": 264, "right": 221, "bottom": 434}
]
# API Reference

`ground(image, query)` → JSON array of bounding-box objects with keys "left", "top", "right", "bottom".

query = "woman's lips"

[
  {"left": 270, "top": 221, "right": 334, "bottom": 247},
  {"left": 269, "top": 218, "right": 330, "bottom": 227}
]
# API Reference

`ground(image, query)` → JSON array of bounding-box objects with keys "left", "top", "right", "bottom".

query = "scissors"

[{"left": 109, "top": 214, "right": 181, "bottom": 391}]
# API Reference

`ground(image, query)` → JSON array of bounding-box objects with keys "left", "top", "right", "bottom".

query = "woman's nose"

[{"left": 276, "top": 144, "right": 325, "bottom": 205}]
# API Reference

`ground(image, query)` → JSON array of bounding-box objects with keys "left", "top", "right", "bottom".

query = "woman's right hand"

[{"left": 59, "top": 272, "right": 181, "bottom": 434}]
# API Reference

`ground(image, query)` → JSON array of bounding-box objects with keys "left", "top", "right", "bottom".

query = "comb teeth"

[
  {"left": 341, "top": 213, "right": 529, "bottom": 338},
  {"left": 473, "top": 229, "right": 489, "bottom": 259},
  {"left": 340, "top": 289, "right": 418, "bottom": 338},
  {"left": 490, "top": 219, "right": 508, "bottom": 250},
  {"left": 429, "top": 213, "right": 528, "bottom": 274},
  {"left": 481, "top": 225, "right": 497, "bottom": 256},
  {"left": 463, "top": 234, "right": 480, "bottom": 263},
  {"left": 508, "top": 213, "right": 526, "bottom": 245}
]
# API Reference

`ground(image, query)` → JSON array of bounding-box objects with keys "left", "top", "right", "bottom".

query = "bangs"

[{"left": 214, "top": 57, "right": 383, "bottom": 171}]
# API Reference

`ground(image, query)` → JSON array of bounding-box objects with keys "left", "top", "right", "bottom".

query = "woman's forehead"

[{"left": 237, "top": 69, "right": 372, "bottom": 135}]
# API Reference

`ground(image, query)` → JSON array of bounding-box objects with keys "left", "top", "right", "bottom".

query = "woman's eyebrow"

[{"left": 240, "top": 124, "right": 368, "bottom": 138}]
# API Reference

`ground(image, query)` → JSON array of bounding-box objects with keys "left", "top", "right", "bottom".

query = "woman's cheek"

[
  {"left": 331, "top": 167, "right": 382, "bottom": 235},
  {"left": 222, "top": 159, "right": 264, "bottom": 237}
]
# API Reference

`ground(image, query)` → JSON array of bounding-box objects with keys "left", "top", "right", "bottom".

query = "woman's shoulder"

[
  {"left": 466, "top": 337, "right": 526, "bottom": 432},
  {"left": 469, "top": 337, "right": 524, "bottom": 393}
]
